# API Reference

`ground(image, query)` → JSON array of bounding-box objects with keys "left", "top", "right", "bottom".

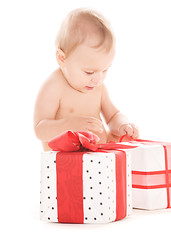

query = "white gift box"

[
  {"left": 40, "top": 150, "right": 132, "bottom": 223},
  {"left": 121, "top": 140, "right": 171, "bottom": 210}
]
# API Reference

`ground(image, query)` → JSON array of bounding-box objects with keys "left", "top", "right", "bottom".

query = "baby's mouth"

[{"left": 85, "top": 86, "right": 95, "bottom": 90}]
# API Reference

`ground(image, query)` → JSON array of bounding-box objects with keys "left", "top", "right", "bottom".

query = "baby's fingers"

[
  {"left": 86, "top": 122, "right": 103, "bottom": 133},
  {"left": 125, "top": 124, "right": 134, "bottom": 136},
  {"left": 131, "top": 124, "right": 139, "bottom": 139},
  {"left": 84, "top": 117, "right": 103, "bottom": 133},
  {"left": 119, "top": 124, "right": 133, "bottom": 136}
]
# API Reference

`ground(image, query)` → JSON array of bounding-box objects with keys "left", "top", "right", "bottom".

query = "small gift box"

[
  {"left": 40, "top": 131, "right": 134, "bottom": 223},
  {"left": 120, "top": 136, "right": 171, "bottom": 210}
]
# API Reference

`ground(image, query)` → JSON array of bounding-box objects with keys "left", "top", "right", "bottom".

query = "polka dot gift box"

[{"left": 40, "top": 131, "right": 134, "bottom": 223}]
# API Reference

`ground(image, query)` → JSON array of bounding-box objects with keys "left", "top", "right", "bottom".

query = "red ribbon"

[
  {"left": 48, "top": 131, "right": 137, "bottom": 152},
  {"left": 48, "top": 131, "right": 136, "bottom": 223},
  {"left": 56, "top": 151, "right": 84, "bottom": 223}
]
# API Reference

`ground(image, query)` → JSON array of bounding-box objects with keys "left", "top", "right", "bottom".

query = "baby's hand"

[
  {"left": 118, "top": 123, "right": 139, "bottom": 139},
  {"left": 68, "top": 116, "right": 104, "bottom": 134}
]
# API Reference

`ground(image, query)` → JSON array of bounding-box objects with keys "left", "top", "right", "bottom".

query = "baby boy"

[{"left": 34, "top": 8, "right": 139, "bottom": 151}]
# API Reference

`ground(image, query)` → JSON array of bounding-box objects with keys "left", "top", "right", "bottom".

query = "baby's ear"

[{"left": 56, "top": 48, "right": 65, "bottom": 66}]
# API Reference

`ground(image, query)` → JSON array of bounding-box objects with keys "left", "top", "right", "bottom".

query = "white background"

[{"left": 0, "top": 0, "right": 171, "bottom": 239}]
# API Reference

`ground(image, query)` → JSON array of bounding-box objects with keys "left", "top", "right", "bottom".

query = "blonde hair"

[{"left": 55, "top": 8, "right": 115, "bottom": 56}]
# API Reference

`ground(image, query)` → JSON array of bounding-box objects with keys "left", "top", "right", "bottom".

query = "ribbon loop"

[{"left": 48, "top": 131, "right": 137, "bottom": 152}]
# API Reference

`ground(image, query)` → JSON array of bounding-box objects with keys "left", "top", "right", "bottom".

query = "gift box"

[
  {"left": 119, "top": 137, "right": 171, "bottom": 210},
  {"left": 40, "top": 131, "right": 133, "bottom": 223}
]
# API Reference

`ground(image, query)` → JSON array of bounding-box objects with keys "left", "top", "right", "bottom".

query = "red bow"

[{"left": 48, "top": 131, "right": 137, "bottom": 152}]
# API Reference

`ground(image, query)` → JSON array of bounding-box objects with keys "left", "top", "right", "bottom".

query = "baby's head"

[
  {"left": 55, "top": 8, "right": 115, "bottom": 56},
  {"left": 55, "top": 8, "right": 115, "bottom": 92}
]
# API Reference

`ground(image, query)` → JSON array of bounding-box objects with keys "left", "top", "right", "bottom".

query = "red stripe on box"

[
  {"left": 56, "top": 152, "right": 84, "bottom": 223},
  {"left": 132, "top": 170, "right": 171, "bottom": 175},
  {"left": 115, "top": 150, "right": 127, "bottom": 221},
  {"left": 164, "top": 146, "right": 170, "bottom": 208},
  {"left": 132, "top": 171, "right": 171, "bottom": 186},
  {"left": 132, "top": 184, "right": 171, "bottom": 189}
]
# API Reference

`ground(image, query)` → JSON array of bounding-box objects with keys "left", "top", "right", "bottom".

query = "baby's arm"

[
  {"left": 101, "top": 84, "right": 139, "bottom": 139},
  {"left": 33, "top": 76, "right": 103, "bottom": 142},
  {"left": 33, "top": 77, "right": 65, "bottom": 142}
]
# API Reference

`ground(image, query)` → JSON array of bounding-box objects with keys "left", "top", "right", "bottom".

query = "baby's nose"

[{"left": 91, "top": 72, "right": 102, "bottom": 84}]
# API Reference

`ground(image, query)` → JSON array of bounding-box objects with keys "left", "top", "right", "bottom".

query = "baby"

[{"left": 33, "top": 8, "right": 139, "bottom": 151}]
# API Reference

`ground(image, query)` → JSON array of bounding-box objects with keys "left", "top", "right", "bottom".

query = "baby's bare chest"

[{"left": 56, "top": 89, "right": 101, "bottom": 118}]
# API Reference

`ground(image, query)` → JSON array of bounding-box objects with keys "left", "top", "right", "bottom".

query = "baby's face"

[{"left": 61, "top": 42, "right": 115, "bottom": 93}]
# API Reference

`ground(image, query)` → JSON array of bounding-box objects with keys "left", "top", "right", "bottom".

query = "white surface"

[
  {"left": 0, "top": 0, "right": 171, "bottom": 239},
  {"left": 2, "top": 205, "right": 171, "bottom": 240}
]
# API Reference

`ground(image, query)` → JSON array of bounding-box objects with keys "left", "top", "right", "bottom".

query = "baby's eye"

[{"left": 85, "top": 71, "right": 94, "bottom": 75}]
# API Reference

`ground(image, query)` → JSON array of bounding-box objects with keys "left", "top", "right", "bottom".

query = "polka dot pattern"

[
  {"left": 40, "top": 151, "right": 58, "bottom": 222},
  {"left": 83, "top": 152, "right": 116, "bottom": 223},
  {"left": 125, "top": 150, "right": 133, "bottom": 216}
]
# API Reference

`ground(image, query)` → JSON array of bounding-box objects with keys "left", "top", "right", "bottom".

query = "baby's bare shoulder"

[
  {"left": 39, "top": 69, "right": 64, "bottom": 96},
  {"left": 44, "top": 69, "right": 62, "bottom": 87}
]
